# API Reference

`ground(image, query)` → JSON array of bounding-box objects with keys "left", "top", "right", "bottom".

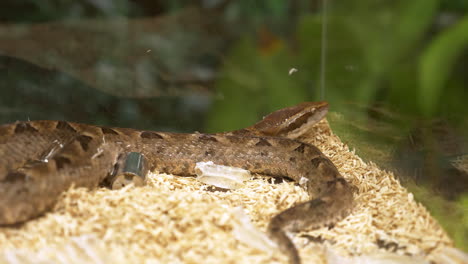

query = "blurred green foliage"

[
  {"left": 205, "top": 37, "right": 310, "bottom": 132},
  {"left": 420, "top": 15, "right": 468, "bottom": 117},
  {"left": 209, "top": 0, "right": 467, "bottom": 128}
]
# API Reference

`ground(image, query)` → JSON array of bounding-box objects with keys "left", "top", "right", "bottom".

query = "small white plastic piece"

[
  {"left": 195, "top": 161, "right": 251, "bottom": 189},
  {"left": 231, "top": 207, "right": 278, "bottom": 252}
]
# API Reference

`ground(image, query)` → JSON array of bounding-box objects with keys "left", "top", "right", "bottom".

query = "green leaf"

[
  {"left": 391, "top": 0, "right": 439, "bottom": 62},
  {"left": 419, "top": 15, "right": 468, "bottom": 116}
]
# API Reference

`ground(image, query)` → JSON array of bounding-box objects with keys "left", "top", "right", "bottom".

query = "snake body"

[{"left": 0, "top": 101, "right": 354, "bottom": 264}]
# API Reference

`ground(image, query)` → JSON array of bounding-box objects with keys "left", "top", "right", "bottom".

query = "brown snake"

[{"left": 0, "top": 101, "right": 354, "bottom": 264}]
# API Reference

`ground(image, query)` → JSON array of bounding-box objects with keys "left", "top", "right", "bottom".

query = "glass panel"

[{"left": 1, "top": 0, "right": 467, "bottom": 253}]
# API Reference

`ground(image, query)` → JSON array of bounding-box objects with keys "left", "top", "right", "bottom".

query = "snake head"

[{"left": 247, "top": 101, "right": 329, "bottom": 139}]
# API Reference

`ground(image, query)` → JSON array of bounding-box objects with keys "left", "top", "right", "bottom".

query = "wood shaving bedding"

[{"left": 0, "top": 120, "right": 463, "bottom": 264}]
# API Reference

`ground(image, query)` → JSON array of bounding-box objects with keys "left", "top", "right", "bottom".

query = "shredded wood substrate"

[{"left": 0, "top": 120, "right": 465, "bottom": 264}]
